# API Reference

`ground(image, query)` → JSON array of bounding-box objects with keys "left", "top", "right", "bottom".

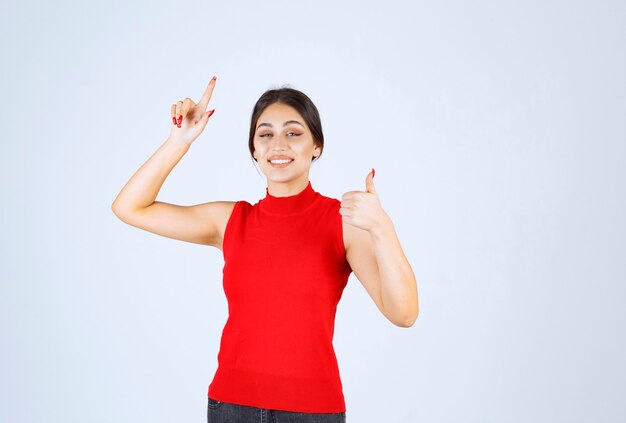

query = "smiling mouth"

[{"left": 268, "top": 158, "right": 294, "bottom": 168}]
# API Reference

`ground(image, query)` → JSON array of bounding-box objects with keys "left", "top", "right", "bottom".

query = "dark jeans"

[{"left": 207, "top": 397, "right": 347, "bottom": 423}]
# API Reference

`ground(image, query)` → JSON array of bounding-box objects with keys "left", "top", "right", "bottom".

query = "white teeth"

[{"left": 270, "top": 159, "right": 293, "bottom": 164}]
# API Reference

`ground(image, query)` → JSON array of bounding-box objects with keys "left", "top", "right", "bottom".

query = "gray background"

[{"left": 1, "top": 0, "right": 624, "bottom": 422}]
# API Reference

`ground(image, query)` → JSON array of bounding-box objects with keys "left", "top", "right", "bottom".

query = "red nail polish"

[
  {"left": 172, "top": 117, "right": 177, "bottom": 124},
  {"left": 178, "top": 115, "right": 182, "bottom": 125},
  {"left": 372, "top": 168, "right": 375, "bottom": 178},
  {"left": 208, "top": 109, "right": 215, "bottom": 118}
]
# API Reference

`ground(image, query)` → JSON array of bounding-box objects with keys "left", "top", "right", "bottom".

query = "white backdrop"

[{"left": 1, "top": 0, "right": 624, "bottom": 422}]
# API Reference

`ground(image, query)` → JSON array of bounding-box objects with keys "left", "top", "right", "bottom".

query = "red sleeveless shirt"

[{"left": 207, "top": 180, "right": 352, "bottom": 413}]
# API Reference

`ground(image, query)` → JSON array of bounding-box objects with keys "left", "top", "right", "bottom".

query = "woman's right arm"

[{"left": 111, "top": 77, "right": 232, "bottom": 248}]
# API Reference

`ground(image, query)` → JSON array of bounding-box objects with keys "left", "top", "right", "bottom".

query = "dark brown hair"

[{"left": 248, "top": 86, "right": 324, "bottom": 164}]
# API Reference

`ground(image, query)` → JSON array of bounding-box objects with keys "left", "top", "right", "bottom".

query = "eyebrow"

[{"left": 256, "top": 120, "right": 304, "bottom": 130}]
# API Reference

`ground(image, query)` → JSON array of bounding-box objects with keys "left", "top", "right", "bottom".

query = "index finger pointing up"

[{"left": 198, "top": 76, "right": 217, "bottom": 111}]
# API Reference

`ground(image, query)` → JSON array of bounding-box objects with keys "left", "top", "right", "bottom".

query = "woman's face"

[{"left": 252, "top": 102, "right": 321, "bottom": 183}]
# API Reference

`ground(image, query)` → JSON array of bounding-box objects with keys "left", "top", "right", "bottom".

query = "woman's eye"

[{"left": 259, "top": 132, "right": 301, "bottom": 138}]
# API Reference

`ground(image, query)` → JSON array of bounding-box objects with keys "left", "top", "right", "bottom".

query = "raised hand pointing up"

[{"left": 169, "top": 76, "right": 217, "bottom": 146}]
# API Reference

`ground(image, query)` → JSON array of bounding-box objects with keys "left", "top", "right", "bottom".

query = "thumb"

[
  {"left": 204, "top": 109, "right": 216, "bottom": 121},
  {"left": 366, "top": 168, "right": 376, "bottom": 194},
  {"left": 197, "top": 109, "right": 215, "bottom": 131}
]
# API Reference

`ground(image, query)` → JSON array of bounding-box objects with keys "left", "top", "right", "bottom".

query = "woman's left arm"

[
  {"left": 369, "top": 216, "right": 419, "bottom": 326},
  {"left": 340, "top": 169, "right": 419, "bottom": 327}
]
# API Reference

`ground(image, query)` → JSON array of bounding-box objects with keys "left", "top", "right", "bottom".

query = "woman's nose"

[{"left": 271, "top": 135, "right": 288, "bottom": 149}]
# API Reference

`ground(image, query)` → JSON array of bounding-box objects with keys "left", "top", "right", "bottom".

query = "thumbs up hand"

[{"left": 340, "top": 168, "right": 390, "bottom": 233}]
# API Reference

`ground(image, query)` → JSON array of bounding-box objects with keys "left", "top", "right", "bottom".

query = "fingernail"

[
  {"left": 208, "top": 109, "right": 215, "bottom": 118},
  {"left": 212, "top": 75, "right": 217, "bottom": 81},
  {"left": 178, "top": 115, "right": 182, "bottom": 125},
  {"left": 372, "top": 168, "right": 375, "bottom": 178},
  {"left": 172, "top": 117, "right": 177, "bottom": 125}
]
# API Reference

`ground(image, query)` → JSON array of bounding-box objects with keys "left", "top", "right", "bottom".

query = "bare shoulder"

[{"left": 189, "top": 201, "right": 238, "bottom": 250}]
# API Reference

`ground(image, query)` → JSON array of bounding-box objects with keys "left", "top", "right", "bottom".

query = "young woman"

[{"left": 111, "top": 76, "right": 419, "bottom": 423}]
